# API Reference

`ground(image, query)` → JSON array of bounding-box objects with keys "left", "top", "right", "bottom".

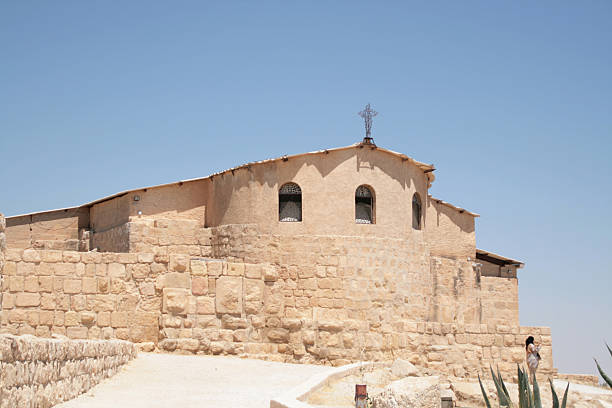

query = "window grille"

[
  {"left": 279, "top": 182, "right": 302, "bottom": 222},
  {"left": 355, "top": 185, "right": 374, "bottom": 224}
]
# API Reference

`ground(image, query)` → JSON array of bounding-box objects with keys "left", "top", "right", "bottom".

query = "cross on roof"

[{"left": 358, "top": 103, "right": 378, "bottom": 145}]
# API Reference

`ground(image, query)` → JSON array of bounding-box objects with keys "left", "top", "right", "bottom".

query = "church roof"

[
  {"left": 82, "top": 143, "right": 438, "bottom": 208},
  {"left": 476, "top": 249, "right": 524, "bottom": 268},
  {"left": 8, "top": 143, "right": 479, "bottom": 218}
]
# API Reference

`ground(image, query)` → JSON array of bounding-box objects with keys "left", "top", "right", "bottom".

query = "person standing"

[{"left": 526, "top": 336, "right": 541, "bottom": 383}]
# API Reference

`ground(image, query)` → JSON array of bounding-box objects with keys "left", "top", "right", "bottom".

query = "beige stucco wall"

[
  {"left": 424, "top": 199, "right": 476, "bottom": 258},
  {"left": 5, "top": 208, "right": 89, "bottom": 250},
  {"left": 128, "top": 179, "right": 208, "bottom": 224},
  {"left": 207, "top": 147, "right": 431, "bottom": 238}
]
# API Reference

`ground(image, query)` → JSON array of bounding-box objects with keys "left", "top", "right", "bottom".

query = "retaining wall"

[
  {"left": 1, "top": 248, "right": 553, "bottom": 380},
  {"left": 0, "top": 334, "right": 136, "bottom": 408}
]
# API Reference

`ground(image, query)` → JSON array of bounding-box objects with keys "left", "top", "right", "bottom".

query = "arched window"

[
  {"left": 412, "top": 192, "right": 422, "bottom": 230},
  {"left": 355, "top": 185, "right": 374, "bottom": 224},
  {"left": 279, "top": 183, "right": 302, "bottom": 222}
]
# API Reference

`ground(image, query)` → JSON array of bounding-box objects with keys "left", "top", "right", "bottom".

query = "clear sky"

[{"left": 1, "top": 1, "right": 611, "bottom": 378}]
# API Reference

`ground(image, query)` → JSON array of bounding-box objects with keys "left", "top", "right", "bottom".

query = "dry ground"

[{"left": 56, "top": 353, "right": 334, "bottom": 408}]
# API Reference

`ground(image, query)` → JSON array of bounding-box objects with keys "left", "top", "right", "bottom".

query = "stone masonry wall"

[
  {"left": 1, "top": 249, "right": 158, "bottom": 343},
  {"left": 0, "top": 334, "right": 136, "bottom": 408},
  {"left": 128, "top": 218, "right": 212, "bottom": 257},
  {"left": 1, "top": 244, "right": 553, "bottom": 376}
]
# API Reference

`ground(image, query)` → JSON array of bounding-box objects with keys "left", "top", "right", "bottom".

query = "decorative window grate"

[
  {"left": 355, "top": 185, "right": 374, "bottom": 224},
  {"left": 279, "top": 182, "right": 302, "bottom": 222}
]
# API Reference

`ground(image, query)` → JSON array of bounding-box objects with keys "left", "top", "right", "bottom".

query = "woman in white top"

[{"left": 525, "top": 336, "right": 541, "bottom": 383}]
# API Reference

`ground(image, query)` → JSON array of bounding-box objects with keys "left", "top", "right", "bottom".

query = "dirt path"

[{"left": 56, "top": 353, "right": 334, "bottom": 408}]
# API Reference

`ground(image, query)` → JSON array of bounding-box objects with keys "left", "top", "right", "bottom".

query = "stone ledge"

[{"left": 0, "top": 334, "right": 137, "bottom": 408}]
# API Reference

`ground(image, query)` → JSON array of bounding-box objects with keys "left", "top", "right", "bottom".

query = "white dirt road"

[{"left": 56, "top": 353, "right": 334, "bottom": 408}]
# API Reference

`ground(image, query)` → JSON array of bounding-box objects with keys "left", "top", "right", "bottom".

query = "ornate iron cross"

[{"left": 358, "top": 103, "right": 378, "bottom": 144}]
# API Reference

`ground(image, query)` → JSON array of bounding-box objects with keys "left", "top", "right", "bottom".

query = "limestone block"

[
  {"left": 38, "top": 276, "right": 53, "bottom": 292},
  {"left": 162, "top": 272, "right": 191, "bottom": 289},
  {"left": 371, "top": 376, "right": 440, "bottom": 408},
  {"left": 9, "top": 276, "right": 24, "bottom": 292},
  {"left": 15, "top": 293, "right": 40, "bottom": 307},
  {"left": 64, "top": 311, "right": 80, "bottom": 326},
  {"left": 63, "top": 279, "right": 82, "bottom": 294},
  {"left": 244, "top": 264, "right": 261, "bottom": 279},
  {"left": 215, "top": 276, "right": 242, "bottom": 315},
  {"left": 138, "top": 253, "right": 155, "bottom": 263},
  {"left": 190, "top": 259, "right": 207, "bottom": 276},
  {"left": 163, "top": 288, "right": 189, "bottom": 315},
  {"left": 63, "top": 251, "right": 81, "bottom": 262},
  {"left": 41, "top": 250, "right": 63, "bottom": 263},
  {"left": 82, "top": 277, "right": 97, "bottom": 294},
  {"left": 108, "top": 263, "right": 126, "bottom": 279},
  {"left": 192, "top": 277, "right": 208, "bottom": 295},
  {"left": 267, "top": 328, "right": 289, "bottom": 343},
  {"left": 391, "top": 359, "right": 419, "bottom": 378},
  {"left": 66, "top": 326, "right": 88, "bottom": 339},
  {"left": 129, "top": 264, "right": 150, "bottom": 280},
  {"left": 111, "top": 311, "right": 128, "bottom": 328},
  {"left": 97, "top": 312, "right": 111, "bottom": 327},
  {"left": 263, "top": 265, "right": 278, "bottom": 282},
  {"left": 206, "top": 261, "right": 223, "bottom": 277},
  {"left": 22, "top": 249, "right": 41, "bottom": 263},
  {"left": 221, "top": 315, "right": 248, "bottom": 329},
  {"left": 227, "top": 262, "right": 245, "bottom": 277},
  {"left": 81, "top": 312, "right": 96, "bottom": 326},
  {"left": 169, "top": 254, "right": 189, "bottom": 272}
]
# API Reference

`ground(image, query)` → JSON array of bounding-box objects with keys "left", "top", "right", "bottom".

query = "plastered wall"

[
  {"left": 207, "top": 147, "right": 434, "bottom": 238},
  {"left": 5, "top": 208, "right": 89, "bottom": 250},
  {"left": 425, "top": 198, "right": 476, "bottom": 258}
]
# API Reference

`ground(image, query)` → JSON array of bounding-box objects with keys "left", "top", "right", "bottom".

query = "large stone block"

[
  {"left": 215, "top": 276, "right": 242, "bottom": 315},
  {"left": 163, "top": 288, "right": 190, "bottom": 315},
  {"left": 161, "top": 272, "right": 191, "bottom": 289},
  {"left": 15, "top": 293, "right": 40, "bottom": 307}
]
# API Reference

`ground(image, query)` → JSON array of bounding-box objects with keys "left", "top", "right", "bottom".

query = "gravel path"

[{"left": 56, "top": 353, "right": 334, "bottom": 408}]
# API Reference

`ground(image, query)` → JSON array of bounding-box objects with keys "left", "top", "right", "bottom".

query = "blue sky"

[{"left": 1, "top": 1, "right": 611, "bottom": 377}]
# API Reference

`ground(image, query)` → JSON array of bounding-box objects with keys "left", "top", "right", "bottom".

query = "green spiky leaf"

[
  {"left": 533, "top": 376, "right": 542, "bottom": 408},
  {"left": 560, "top": 382, "right": 569, "bottom": 408},
  {"left": 517, "top": 365, "right": 528, "bottom": 408},
  {"left": 490, "top": 366, "right": 513, "bottom": 407},
  {"left": 548, "top": 378, "right": 559, "bottom": 408},
  {"left": 606, "top": 342, "right": 612, "bottom": 359},
  {"left": 498, "top": 366, "right": 512, "bottom": 402},
  {"left": 595, "top": 358, "right": 612, "bottom": 388},
  {"left": 478, "top": 374, "right": 492, "bottom": 408}
]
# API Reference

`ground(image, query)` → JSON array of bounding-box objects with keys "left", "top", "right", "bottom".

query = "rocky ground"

[{"left": 307, "top": 360, "right": 612, "bottom": 408}]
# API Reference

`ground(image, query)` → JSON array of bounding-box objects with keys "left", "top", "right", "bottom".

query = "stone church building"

[{"left": 1, "top": 139, "right": 555, "bottom": 379}]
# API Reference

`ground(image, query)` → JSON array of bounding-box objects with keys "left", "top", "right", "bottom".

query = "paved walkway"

[{"left": 57, "top": 353, "right": 334, "bottom": 408}]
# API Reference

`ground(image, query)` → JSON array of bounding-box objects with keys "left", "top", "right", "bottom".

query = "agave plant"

[
  {"left": 594, "top": 342, "right": 612, "bottom": 388},
  {"left": 478, "top": 365, "right": 569, "bottom": 408}
]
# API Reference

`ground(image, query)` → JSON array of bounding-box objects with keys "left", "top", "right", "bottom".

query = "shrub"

[{"left": 478, "top": 365, "right": 568, "bottom": 408}]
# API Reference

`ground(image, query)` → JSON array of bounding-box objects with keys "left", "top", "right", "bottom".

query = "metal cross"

[{"left": 358, "top": 103, "right": 378, "bottom": 144}]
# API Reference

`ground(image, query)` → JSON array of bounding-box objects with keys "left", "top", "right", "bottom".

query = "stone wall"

[
  {"left": 128, "top": 218, "right": 212, "bottom": 256},
  {"left": 0, "top": 334, "right": 136, "bottom": 408},
  {"left": 155, "top": 256, "right": 554, "bottom": 379},
  {"left": 0, "top": 233, "right": 549, "bottom": 382},
  {"left": 1, "top": 249, "right": 158, "bottom": 343}
]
